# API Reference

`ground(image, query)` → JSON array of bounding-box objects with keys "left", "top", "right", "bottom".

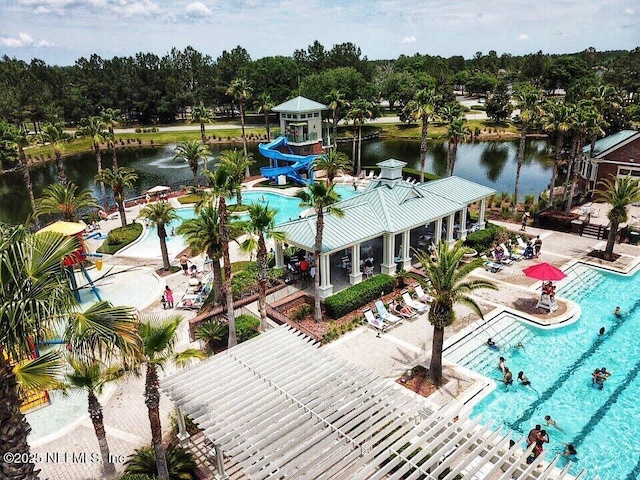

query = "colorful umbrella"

[{"left": 522, "top": 262, "right": 567, "bottom": 281}]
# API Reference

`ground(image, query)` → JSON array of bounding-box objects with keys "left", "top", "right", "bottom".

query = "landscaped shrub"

[
  {"left": 324, "top": 274, "right": 395, "bottom": 319},
  {"left": 321, "top": 315, "right": 364, "bottom": 343},
  {"left": 236, "top": 314, "right": 260, "bottom": 342},
  {"left": 290, "top": 303, "right": 313, "bottom": 322},
  {"left": 464, "top": 222, "right": 506, "bottom": 253},
  {"left": 96, "top": 223, "right": 142, "bottom": 254},
  {"left": 230, "top": 262, "right": 280, "bottom": 299},
  {"left": 124, "top": 444, "right": 197, "bottom": 479}
]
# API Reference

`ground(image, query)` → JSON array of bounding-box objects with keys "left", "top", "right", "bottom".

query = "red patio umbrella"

[{"left": 522, "top": 262, "right": 567, "bottom": 281}]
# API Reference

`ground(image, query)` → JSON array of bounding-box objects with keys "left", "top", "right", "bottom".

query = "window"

[{"left": 314, "top": 112, "right": 319, "bottom": 117}]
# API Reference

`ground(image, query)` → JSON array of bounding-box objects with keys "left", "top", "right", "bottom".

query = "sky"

[{"left": 0, "top": 0, "right": 638, "bottom": 66}]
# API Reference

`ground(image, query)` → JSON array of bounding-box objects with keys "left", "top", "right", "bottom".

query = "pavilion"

[{"left": 274, "top": 159, "right": 496, "bottom": 298}]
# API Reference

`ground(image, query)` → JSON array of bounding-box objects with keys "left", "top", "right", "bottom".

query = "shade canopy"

[
  {"left": 37, "top": 221, "right": 86, "bottom": 236},
  {"left": 146, "top": 185, "right": 171, "bottom": 194},
  {"left": 522, "top": 262, "right": 567, "bottom": 281}
]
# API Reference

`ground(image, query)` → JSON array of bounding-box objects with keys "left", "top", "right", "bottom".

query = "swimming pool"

[
  {"left": 456, "top": 263, "right": 640, "bottom": 480},
  {"left": 117, "top": 185, "right": 360, "bottom": 259}
]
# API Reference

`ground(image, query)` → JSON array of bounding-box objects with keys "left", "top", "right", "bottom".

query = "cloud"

[
  {"left": 114, "top": 0, "right": 160, "bottom": 18},
  {"left": 518, "top": 33, "right": 528, "bottom": 40},
  {"left": 185, "top": 1, "right": 212, "bottom": 17},
  {"left": 34, "top": 5, "right": 50, "bottom": 13},
  {"left": 0, "top": 32, "right": 54, "bottom": 48},
  {"left": 625, "top": 8, "right": 634, "bottom": 15},
  {"left": 401, "top": 36, "right": 416, "bottom": 44}
]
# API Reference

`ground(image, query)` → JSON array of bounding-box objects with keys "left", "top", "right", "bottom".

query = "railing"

[{"left": 286, "top": 132, "right": 318, "bottom": 143}]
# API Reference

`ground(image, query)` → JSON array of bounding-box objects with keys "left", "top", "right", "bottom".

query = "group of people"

[
  {"left": 161, "top": 285, "right": 174, "bottom": 309},
  {"left": 496, "top": 355, "right": 531, "bottom": 387},
  {"left": 285, "top": 254, "right": 316, "bottom": 283},
  {"left": 526, "top": 420, "right": 576, "bottom": 463}
]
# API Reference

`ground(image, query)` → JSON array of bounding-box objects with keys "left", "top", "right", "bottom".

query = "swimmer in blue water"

[{"left": 487, "top": 338, "right": 499, "bottom": 350}]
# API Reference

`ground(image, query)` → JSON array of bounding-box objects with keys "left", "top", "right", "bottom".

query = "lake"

[{"left": 0, "top": 138, "right": 553, "bottom": 225}]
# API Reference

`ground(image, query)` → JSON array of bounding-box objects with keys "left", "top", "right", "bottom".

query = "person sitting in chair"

[{"left": 390, "top": 300, "right": 415, "bottom": 318}]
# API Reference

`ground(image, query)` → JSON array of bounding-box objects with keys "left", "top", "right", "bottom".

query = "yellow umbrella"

[{"left": 37, "top": 221, "right": 87, "bottom": 236}]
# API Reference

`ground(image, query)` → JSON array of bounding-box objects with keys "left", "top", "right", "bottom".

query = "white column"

[
  {"left": 478, "top": 198, "right": 486, "bottom": 230},
  {"left": 456, "top": 206, "right": 468, "bottom": 240},
  {"left": 349, "top": 244, "right": 362, "bottom": 285},
  {"left": 275, "top": 241, "right": 284, "bottom": 269},
  {"left": 211, "top": 444, "right": 227, "bottom": 480},
  {"left": 446, "top": 213, "right": 455, "bottom": 244},
  {"left": 319, "top": 253, "right": 333, "bottom": 298},
  {"left": 434, "top": 218, "right": 443, "bottom": 243},
  {"left": 401, "top": 230, "right": 412, "bottom": 270},
  {"left": 176, "top": 407, "right": 189, "bottom": 445},
  {"left": 381, "top": 233, "right": 396, "bottom": 275}
]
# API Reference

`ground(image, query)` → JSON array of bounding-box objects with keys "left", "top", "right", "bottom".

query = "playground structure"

[
  {"left": 259, "top": 96, "right": 331, "bottom": 186},
  {"left": 37, "top": 221, "right": 103, "bottom": 303}
]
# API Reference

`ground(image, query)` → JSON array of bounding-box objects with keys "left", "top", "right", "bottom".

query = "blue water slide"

[{"left": 259, "top": 136, "right": 319, "bottom": 185}]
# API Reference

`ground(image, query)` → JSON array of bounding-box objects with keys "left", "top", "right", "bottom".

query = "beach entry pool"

[
  {"left": 117, "top": 185, "right": 359, "bottom": 259},
  {"left": 446, "top": 263, "right": 640, "bottom": 480}
]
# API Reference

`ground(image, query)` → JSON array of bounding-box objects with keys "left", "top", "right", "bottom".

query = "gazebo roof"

[
  {"left": 278, "top": 174, "right": 495, "bottom": 253},
  {"left": 162, "top": 326, "right": 575, "bottom": 480},
  {"left": 582, "top": 129, "right": 639, "bottom": 157},
  {"left": 273, "top": 96, "right": 328, "bottom": 113}
]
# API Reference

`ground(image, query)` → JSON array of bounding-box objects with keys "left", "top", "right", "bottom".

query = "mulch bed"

[
  {"left": 587, "top": 249, "right": 621, "bottom": 262},
  {"left": 396, "top": 365, "right": 442, "bottom": 397}
]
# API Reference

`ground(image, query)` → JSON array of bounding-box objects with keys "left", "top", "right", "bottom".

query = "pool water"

[
  {"left": 117, "top": 185, "right": 359, "bottom": 259},
  {"left": 467, "top": 263, "right": 640, "bottom": 480}
]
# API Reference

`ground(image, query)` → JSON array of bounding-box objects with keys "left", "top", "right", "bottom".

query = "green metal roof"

[
  {"left": 583, "top": 130, "right": 639, "bottom": 156},
  {"left": 377, "top": 158, "right": 407, "bottom": 168},
  {"left": 273, "top": 96, "right": 328, "bottom": 113},
  {"left": 278, "top": 174, "right": 495, "bottom": 253}
]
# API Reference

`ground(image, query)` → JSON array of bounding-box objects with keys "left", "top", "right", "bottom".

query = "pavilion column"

[
  {"left": 478, "top": 198, "right": 486, "bottom": 230},
  {"left": 349, "top": 244, "right": 362, "bottom": 285},
  {"left": 319, "top": 253, "right": 333, "bottom": 298},
  {"left": 275, "top": 241, "right": 284, "bottom": 269},
  {"left": 434, "top": 218, "right": 443, "bottom": 243},
  {"left": 210, "top": 444, "right": 228, "bottom": 480},
  {"left": 456, "top": 206, "right": 468, "bottom": 241},
  {"left": 176, "top": 407, "right": 190, "bottom": 446},
  {"left": 380, "top": 233, "right": 396, "bottom": 275},
  {"left": 401, "top": 230, "right": 412, "bottom": 270},
  {"left": 446, "top": 213, "right": 455, "bottom": 245}
]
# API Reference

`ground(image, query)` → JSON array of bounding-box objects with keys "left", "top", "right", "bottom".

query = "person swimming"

[
  {"left": 517, "top": 371, "right": 531, "bottom": 386},
  {"left": 544, "top": 415, "right": 564, "bottom": 432},
  {"left": 487, "top": 338, "right": 499, "bottom": 350},
  {"left": 614, "top": 306, "right": 625, "bottom": 318},
  {"left": 498, "top": 357, "right": 507, "bottom": 373},
  {"left": 503, "top": 368, "right": 513, "bottom": 385}
]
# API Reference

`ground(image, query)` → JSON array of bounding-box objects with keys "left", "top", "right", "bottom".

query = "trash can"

[{"left": 630, "top": 231, "right": 640, "bottom": 245}]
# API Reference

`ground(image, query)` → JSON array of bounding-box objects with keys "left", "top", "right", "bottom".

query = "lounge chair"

[
  {"left": 413, "top": 284, "right": 435, "bottom": 303},
  {"left": 176, "top": 293, "right": 204, "bottom": 310},
  {"left": 480, "top": 254, "right": 504, "bottom": 273},
  {"left": 375, "top": 300, "right": 404, "bottom": 324},
  {"left": 363, "top": 265, "right": 374, "bottom": 278},
  {"left": 516, "top": 236, "right": 528, "bottom": 250},
  {"left": 363, "top": 308, "right": 388, "bottom": 332},
  {"left": 402, "top": 290, "right": 428, "bottom": 313}
]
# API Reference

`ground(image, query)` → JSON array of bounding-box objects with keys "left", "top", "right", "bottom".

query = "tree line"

[{"left": 1, "top": 42, "right": 639, "bottom": 130}]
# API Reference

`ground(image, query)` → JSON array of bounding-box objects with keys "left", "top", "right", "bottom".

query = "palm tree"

[
  {"left": 63, "top": 358, "right": 125, "bottom": 477},
  {"left": 100, "top": 108, "right": 121, "bottom": 169},
  {"left": 512, "top": 84, "right": 542, "bottom": 213},
  {"left": 139, "top": 202, "right": 179, "bottom": 271},
  {"left": 205, "top": 166, "right": 240, "bottom": 346},
  {"left": 313, "top": 149, "right": 352, "bottom": 185},
  {"left": 0, "top": 225, "right": 138, "bottom": 480},
  {"left": 195, "top": 319, "right": 227, "bottom": 354},
  {"left": 226, "top": 78, "right": 253, "bottom": 164},
  {"left": 173, "top": 140, "right": 210, "bottom": 188},
  {"left": 348, "top": 99, "right": 375, "bottom": 177},
  {"left": 137, "top": 314, "right": 202, "bottom": 480},
  {"left": 542, "top": 100, "right": 571, "bottom": 208},
  {"left": 95, "top": 167, "right": 138, "bottom": 227},
  {"left": 218, "top": 149, "right": 254, "bottom": 205},
  {"left": 0, "top": 124, "right": 39, "bottom": 228},
  {"left": 415, "top": 241, "right": 497, "bottom": 386},
  {"left": 296, "top": 183, "right": 344, "bottom": 322},
  {"left": 325, "top": 90, "right": 349, "bottom": 148},
  {"left": 191, "top": 104, "right": 214, "bottom": 144},
  {"left": 255, "top": 93, "right": 275, "bottom": 141},
  {"left": 35, "top": 182, "right": 100, "bottom": 222},
  {"left": 76, "top": 116, "right": 111, "bottom": 210},
  {"left": 177, "top": 205, "right": 246, "bottom": 307},
  {"left": 40, "top": 122, "right": 72, "bottom": 186},
  {"left": 408, "top": 88, "right": 440, "bottom": 183},
  {"left": 240, "top": 204, "right": 286, "bottom": 330},
  {"left": 445, "top": 118, "right": 471, "bottom": 177},
  {"left": 597, "top": 175, "right": 640, "bottom": 258},
  {"left": 124, "top": 444, "right": 197, "bottom": 480}
]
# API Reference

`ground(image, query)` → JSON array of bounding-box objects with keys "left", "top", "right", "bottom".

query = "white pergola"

[
  {"left": 274, "top": 159, "right": 496, "bottom": 298},
  {"left": 162, "top": 326, "right": 583, "bottom": 480}
]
